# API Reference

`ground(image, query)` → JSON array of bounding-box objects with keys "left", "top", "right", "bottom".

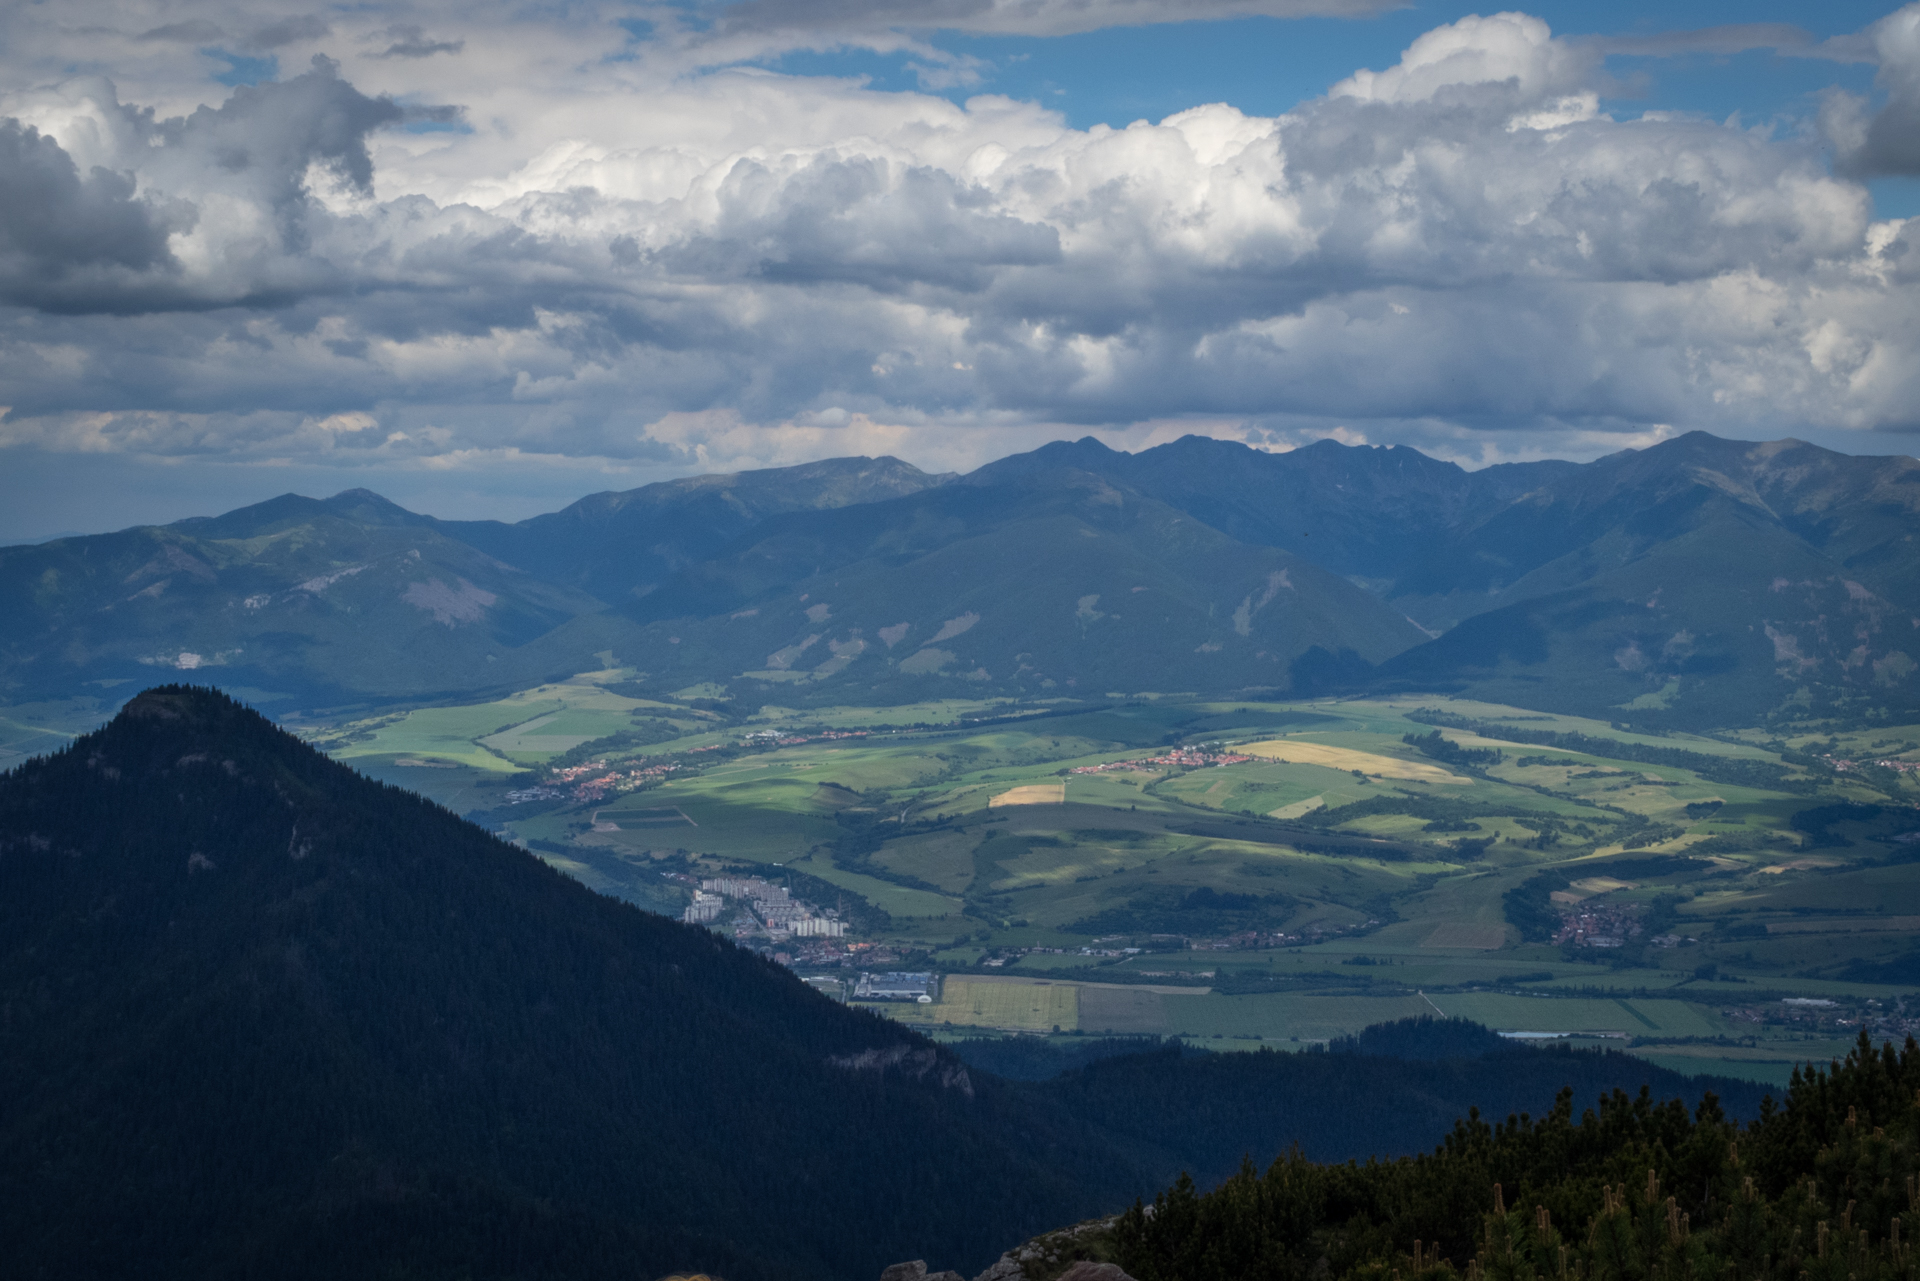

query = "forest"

[{"left": 1110, "top": 1030, "right": 1919, "bottom": 1281}]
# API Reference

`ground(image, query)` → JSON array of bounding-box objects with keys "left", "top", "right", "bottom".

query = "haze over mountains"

[{"left": 3, "top": 432, "right": 1916, "bottom": 726}]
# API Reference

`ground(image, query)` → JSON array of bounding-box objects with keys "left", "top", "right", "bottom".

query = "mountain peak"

[{"left": 119, "top": 683, "right": 235, "bottom": 723}]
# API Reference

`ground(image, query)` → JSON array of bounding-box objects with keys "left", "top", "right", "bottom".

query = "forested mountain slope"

[
  {"left": 615, "top": 463, "right": 1428, "bottom": 697},
  {"left": 0, "top": 686, "right": 1127, "bottom": 1281},
  {"left": 1108, "top": 1029, "right": 1920, "bottom": 1281},
  {"left": 434, "top": 455, "right": 951, "bottom": 604},
  {"left": 0, "top": 489, "right": 618, "bottom": 707}
]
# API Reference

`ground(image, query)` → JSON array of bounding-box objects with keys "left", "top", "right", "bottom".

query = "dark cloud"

[
  {"left": 136, "top": 15, "right": 329, "bottom": 50},
  {"left": 137, "top": 20, "right": 227, "bottom": 44},
  {"left": 239, "top": 16, "right": 332, "bottom": 51},
  {"left": 0, "top": 120, "right": 178, "bottom": 307},
  {"left": 152, "top": 56, "right": 402, "bottom": 201},
  {"left": 1829, "top": 5, "right": 1920, "bottom": 177},
  {"left": 1847, "top": 97, "right": 1920, "bottom": 175},
  {"left": 372, "top": 25, "right": 466, "bottom": 58}
]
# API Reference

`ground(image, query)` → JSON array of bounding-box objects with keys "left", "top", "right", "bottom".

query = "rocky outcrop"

[
  {"left": 880, "top": 1260, "right": 964, "bottom": 1281},
  {"left": 882, "top": 1213, "right": 1138, "bottom": 1281},
  {"left": 1055, "top": 1265, "right": 1136, "bottom": 1281},
  {"left": 829, "top": 1045, "right": 975, "bottom": 1098},
  {"left": 962, "top": 1216, "right": 1133, "bottom": 1281}
]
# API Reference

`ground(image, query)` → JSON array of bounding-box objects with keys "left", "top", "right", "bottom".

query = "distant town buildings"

[
  {"left": 505, "top": 758, "right": 685, "bottom": 804},
  {"left": 687, "top": 876, "right": 846, "bottom": 937},
  {"left": 854, "top": 972, "right": 938, "bottom": 1002},
  {"left": 1070, "top": 746, "right": 1255, "bottom": 774},
  {"left": 741, "top": 728, "right": 871, "bottom": 748},
  {"left": 682, "top": 891, "right": 725, "bottom": 924},
  {"left": 1553, "top": 900, "right": 1645, "bottom": 947}
]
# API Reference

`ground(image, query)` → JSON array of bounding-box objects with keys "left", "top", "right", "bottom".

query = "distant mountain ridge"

[
  {"left": 3, "top": 431, "right": 1916, "bottom": 724},
  {"left": 433, "top": 455, "right": 953, "bottom": 604}
]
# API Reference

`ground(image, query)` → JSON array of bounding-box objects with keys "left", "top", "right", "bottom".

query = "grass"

[{"left": 912, "top": 977, "right": 1082, "bottom": 1031}]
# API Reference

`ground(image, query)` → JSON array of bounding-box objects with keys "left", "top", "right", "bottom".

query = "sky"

[{"left": 3, "top": 0, "right": 1920, "bottom": 541}]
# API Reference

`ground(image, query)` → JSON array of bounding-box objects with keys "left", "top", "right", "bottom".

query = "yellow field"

[
  {"left": 1241, "top": 739, "right": 1469, "bottom": 784},
  {"left": 1268, "top": 795, "right": 1325, "bottom": 819},
  {"left": 990, "top": 783, "right": 1066, "bottom": 807},
  {"left": 927, "top": 977, "right": 1079, "bottom": 1030}
]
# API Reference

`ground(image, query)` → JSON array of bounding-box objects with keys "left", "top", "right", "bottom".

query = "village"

[
  {"left": 1069, "top": 744, "right": 1256, "bottom": 774},
  {"left": 1553, "top": 899, "right": 1646, "bottom": 948},
  {"left": 503, "top": 758, "right": 685, "bottom": 805}
]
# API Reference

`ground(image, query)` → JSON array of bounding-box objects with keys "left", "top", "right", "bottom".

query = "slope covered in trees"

[
  {"left": 0, "top": 686, "right": 1127, "bottom": 1281},
  {"left": 1113, "top": 1031, "right": 1920, "bottom": 1281}
]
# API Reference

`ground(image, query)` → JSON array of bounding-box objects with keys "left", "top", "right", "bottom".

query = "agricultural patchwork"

[{"left": 246, "top": 677, "right": 1920, "bottom": 1083}]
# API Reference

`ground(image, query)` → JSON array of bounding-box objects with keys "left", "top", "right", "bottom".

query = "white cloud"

[
  {"left": 1330, "top": 12, "right": 1592, "bottom": 106},
  {"left": 0, "top": 2, "right": 1915, "bottom": 495}
]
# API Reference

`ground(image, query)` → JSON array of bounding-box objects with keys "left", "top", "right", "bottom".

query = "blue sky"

[
  {"left": 1, "top": 0, "right": 1918, "bottom": 539},
  {"left": 770, "top": 0, "right": 1918, "bottom": 214},
  {"left": 789, "top": 2, "right": 1880, "bottom": 122}
]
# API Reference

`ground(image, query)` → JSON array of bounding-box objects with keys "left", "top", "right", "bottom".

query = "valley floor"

[{"left": 21, "top": 672, "right": 1918, "bottom": 1088}]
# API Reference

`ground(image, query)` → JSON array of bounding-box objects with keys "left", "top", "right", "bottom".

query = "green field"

[{"left": 170, "top": 674, "right": 1920, "bottom": 1084}]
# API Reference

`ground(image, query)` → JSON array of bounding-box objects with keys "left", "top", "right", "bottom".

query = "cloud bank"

[{"left": 1, "top": 2, "right": 1917, "bottom": 488}]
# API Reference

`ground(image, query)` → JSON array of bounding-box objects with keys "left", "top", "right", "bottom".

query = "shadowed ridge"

[
  {"left": 433, "top": 455, "right": 954, "bottom": 602},
  {"left": 0, "top": 684, "right": 1130, "bottom": 1281}
]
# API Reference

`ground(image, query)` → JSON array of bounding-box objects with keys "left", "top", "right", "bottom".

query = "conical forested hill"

[{"left": 0, "top": 686, "right": 1128, "bottom": 1281}]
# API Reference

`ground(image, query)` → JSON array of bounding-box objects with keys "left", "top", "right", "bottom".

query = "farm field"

[
  {"left": 0, "top": 695, "right": 106, "bottom": 771},
  {"left": 259, "top": 673, "right": 1920, "bottom": 1084}
]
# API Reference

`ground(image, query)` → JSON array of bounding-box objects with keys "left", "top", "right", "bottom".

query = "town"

[{"left": 681, "top": 874, "right": 848, "bottom": 940}]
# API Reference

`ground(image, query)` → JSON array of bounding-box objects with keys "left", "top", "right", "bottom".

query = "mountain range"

[
  {"left": 0, "top": 688, "right": 1773, "bottom": 1280},
  {"left": 4, "top": 432, "right": 1916, "bottom": 726}
]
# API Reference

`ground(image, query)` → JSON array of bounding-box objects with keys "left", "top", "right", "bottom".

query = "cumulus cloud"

[
  {"left": 1833, "top": 3, "right": 1920, "bottom": 176},
  {"left": 0, "top": 4, "right": 1915, "bottom": 487},
  {"left": 1329, "top": 12, "right": 1595, "bottom": 105},
  {"left": 0, "top": 120, "right": 179, "bottom": 308}
]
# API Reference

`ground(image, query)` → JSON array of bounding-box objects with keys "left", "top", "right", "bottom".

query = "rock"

[
  {"left": 927, "top": 1272, "right": 965, "bottom": 1281},
  {"left": 881, "top": 1263, "right": 928, "bottom": 1281},
  {"left": 970, "top": 1256, "right": 1027, "bottom": 1281},
  {"left": 1055, "top": 1264, "right": 1137, "bottom": 1281}
]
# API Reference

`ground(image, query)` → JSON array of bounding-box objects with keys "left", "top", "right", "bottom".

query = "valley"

[
  {"left": 5, "top": 429, "right": 1917, "bottom": 1098},
  {"left": 286, "top": 668, "right": 1920, "bottom": 1088}
]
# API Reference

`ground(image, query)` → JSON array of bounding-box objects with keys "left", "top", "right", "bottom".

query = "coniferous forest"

[{"left": 1113, "top": 1033, "right": 1920, "bottom": 1281}]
